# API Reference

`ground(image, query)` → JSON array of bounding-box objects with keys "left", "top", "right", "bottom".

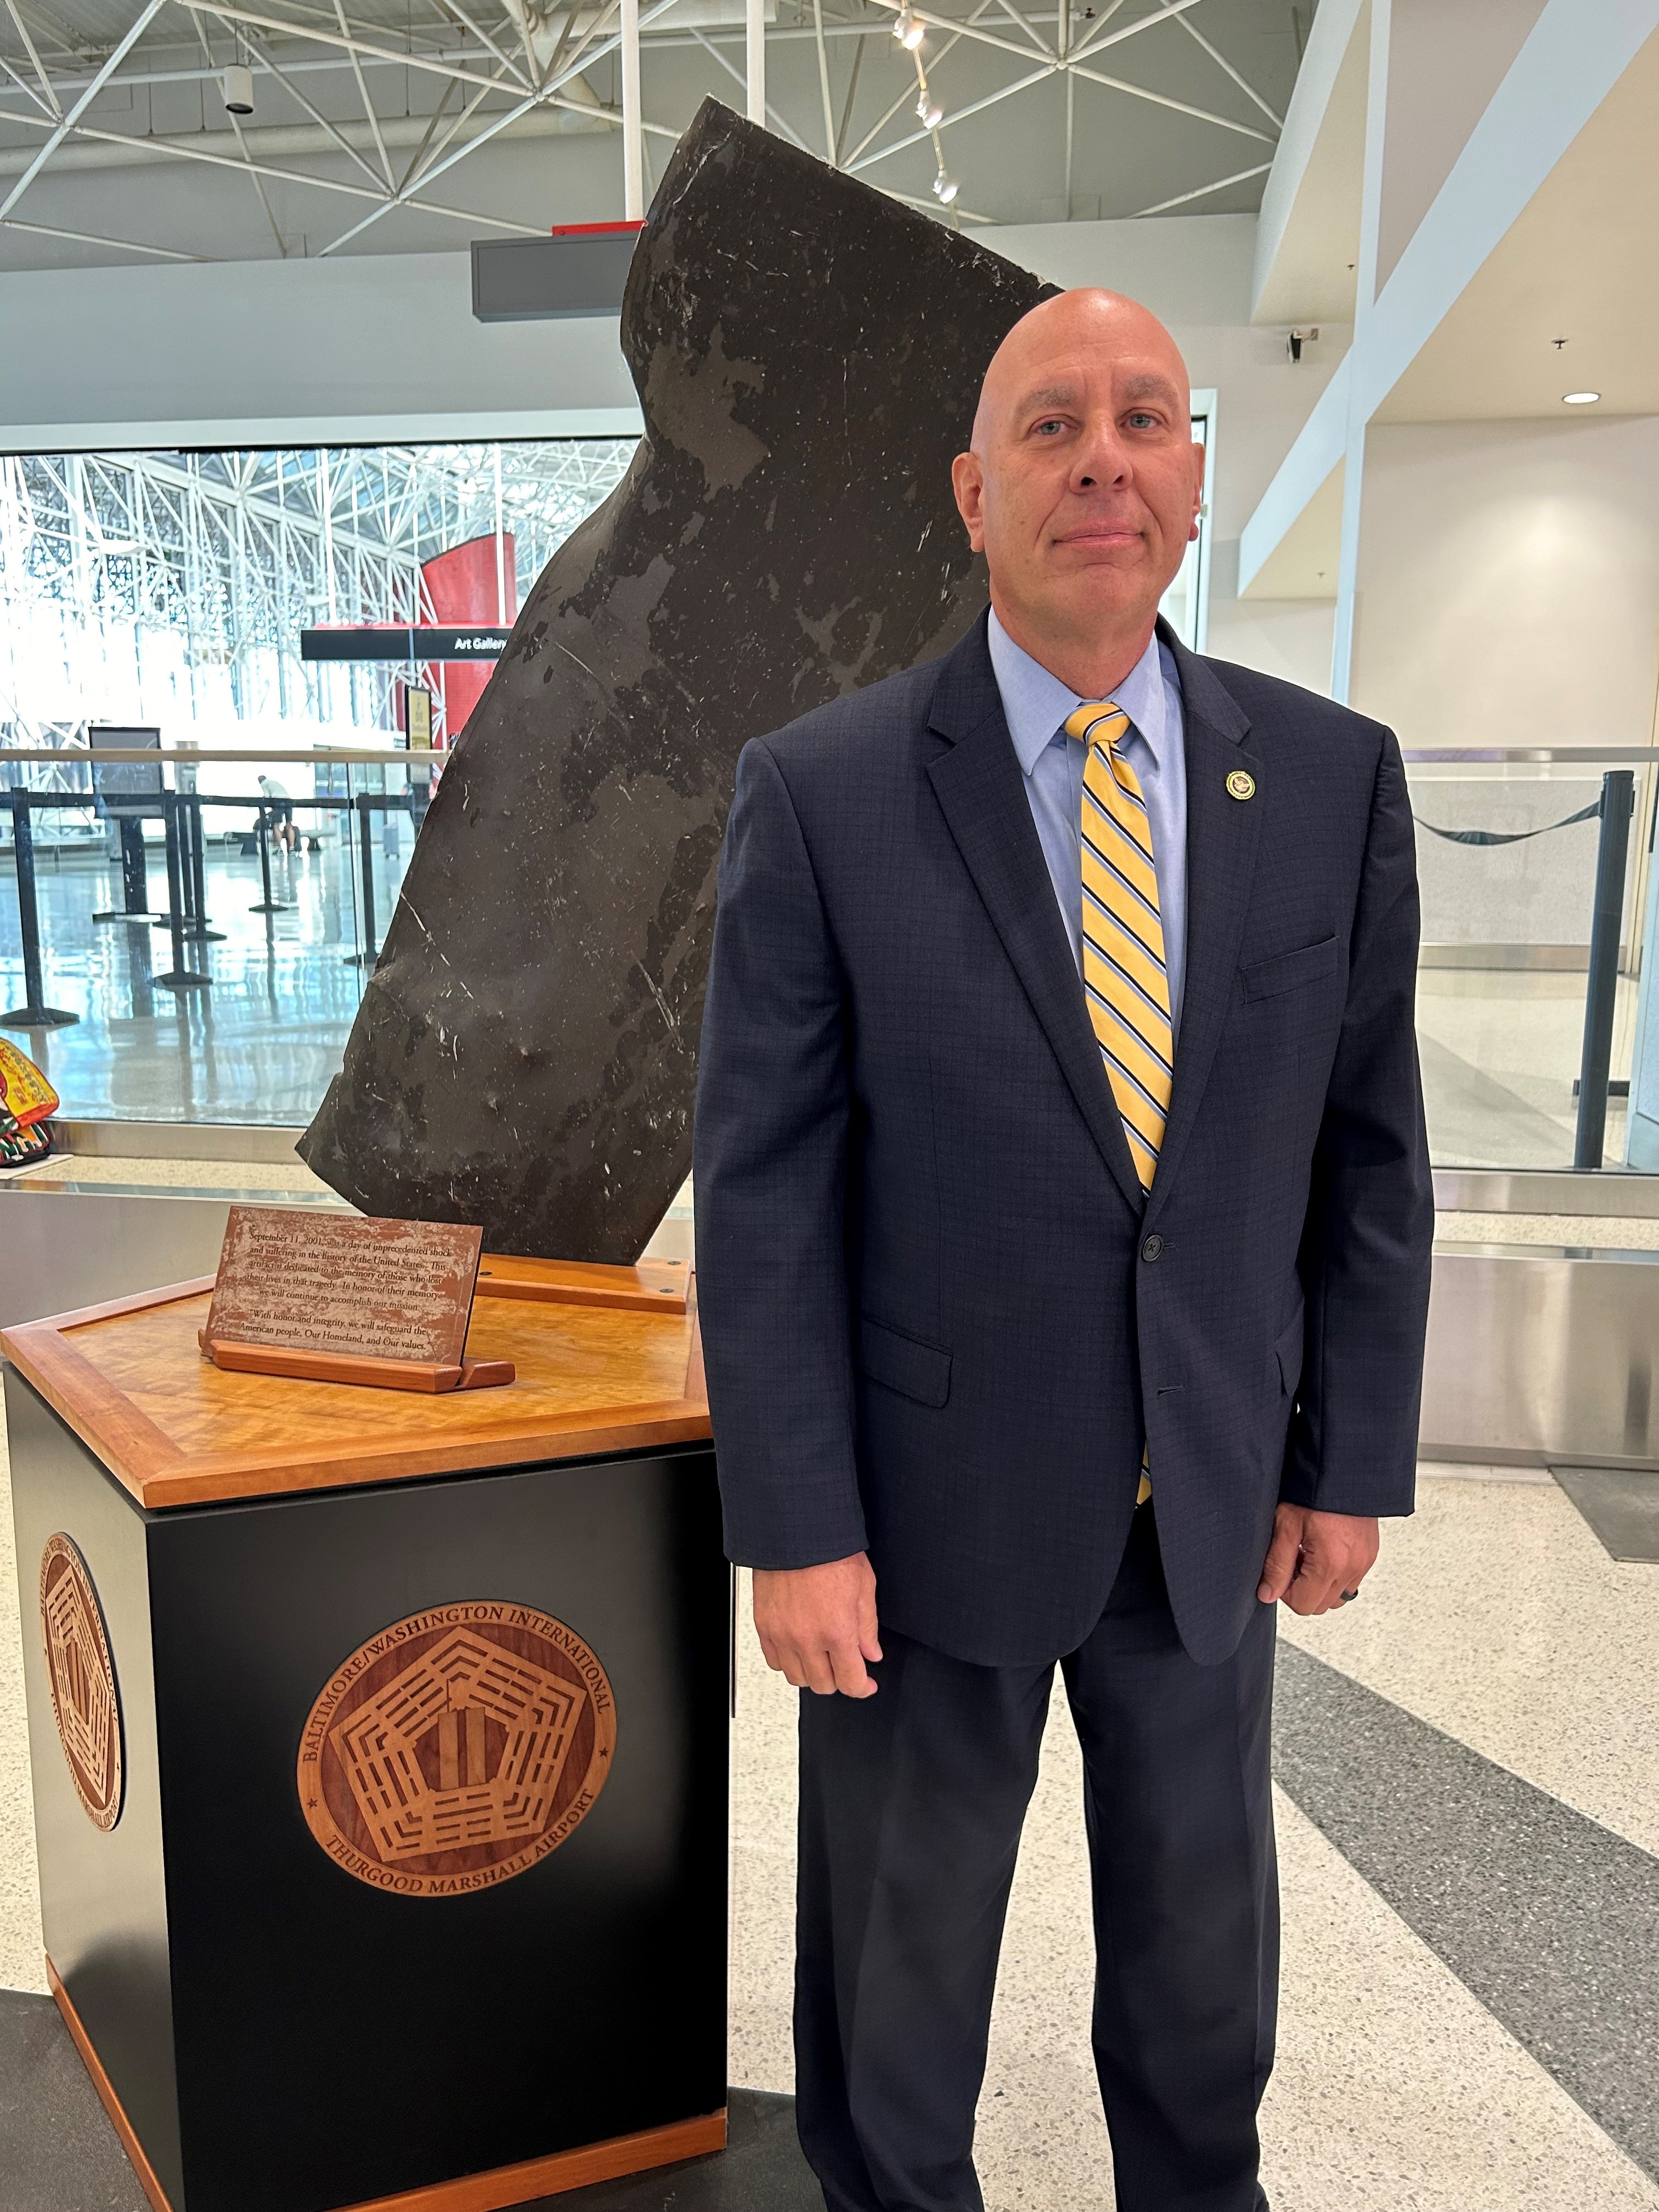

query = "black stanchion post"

[
  {"left": 182, "top": 795, "right": 225, "bottom": 940},
  {"left": 150, "top": 797, "right": 185, "bottom": 933},
  {"left": 94, "top": 814, "right": 162, "bottom": 924},
  {"left": 346, "top": 793, "right": 379, "bottom": 969},
  {"left": 156, "top": 793, "right": 211, "bottom": 993},
  {"left": 1573, "top": 769, "right": 1635, "bottom": 1172},
  {"left": 250, "top": 808, "right": 295, "bottom": 916},
  {"left": 1, "top": 790, "right": 79, "bottom": 1028}
]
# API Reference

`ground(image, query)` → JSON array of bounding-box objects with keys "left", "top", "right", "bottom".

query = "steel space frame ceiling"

[{"left": 0, "top": 0, "right": 1308, "bottom": 266}]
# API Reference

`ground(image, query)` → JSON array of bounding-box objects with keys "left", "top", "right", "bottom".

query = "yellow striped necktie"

[{"left": 1068, "top": 699, "right": 1170, "bottom": 1508}]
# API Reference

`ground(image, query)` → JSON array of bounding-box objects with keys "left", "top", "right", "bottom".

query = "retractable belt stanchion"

[
  {"left": 1, "top": 790, "right": 79, "bottom": 1029},
  {"left": 1574, "top": 769, "right": 1637, "bottom": 1172},
  {"left": 156, "top": 792, "right": 211, "bottom": 994},
  {"left": 93, "top": 815, "right": 164, "bottom": 925},
  {"left": 182, "top": 795, "right": 225, "bottom": 942},
  {"left": 250, "top": 808, "right": 295, "bottom": 917},
  {"left": 345, "top": 792, "right": 379, "bottom": 969},
  {"left": 150, "top": 797, "right": 190, "bottom": 936}
]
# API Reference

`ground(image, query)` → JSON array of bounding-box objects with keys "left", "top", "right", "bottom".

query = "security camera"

[
  {"left": 222, "top": 64, "right": 254, "bottom": 116},
  {"left": 1286, "top": 326, "right": 1321, "bottom": 363}
]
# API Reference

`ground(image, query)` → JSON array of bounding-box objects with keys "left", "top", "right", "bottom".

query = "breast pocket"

[{"left": 1240, "top": 934, "right": 1341, "bottom": 1003}]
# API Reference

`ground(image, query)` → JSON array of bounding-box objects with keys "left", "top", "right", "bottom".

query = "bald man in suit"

[{"left": 695, "top": 289, "right": 1432, "bottom": 2212}]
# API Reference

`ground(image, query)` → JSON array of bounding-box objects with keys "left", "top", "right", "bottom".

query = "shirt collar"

[{"left": 987, "top": 607, "right": 1172, "bottom": 779}]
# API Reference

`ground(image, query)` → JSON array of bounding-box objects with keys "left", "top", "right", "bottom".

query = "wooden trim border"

[
  {"left": 332, "top": 2110, "right": 729, "bottom": 2212},
  {"left": 47, "top": 1956, "right": 173, "bottom": 2212},
  {"left": 47, "top": 1954, "right": 727, "bottom": 2212}
]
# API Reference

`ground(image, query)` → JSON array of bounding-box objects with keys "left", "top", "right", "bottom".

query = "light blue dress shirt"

[{"left": 986, "top": 609, "right": 1189, "bottom": 1040}]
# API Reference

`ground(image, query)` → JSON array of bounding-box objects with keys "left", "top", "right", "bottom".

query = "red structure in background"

[{"left": 420, "top": 532, "right": 517, "bottom": 740}]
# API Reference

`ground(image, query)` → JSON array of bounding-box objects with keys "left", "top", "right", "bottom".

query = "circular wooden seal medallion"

[
  {"left": 297, "top": 1601, "right": 616, "bottom": 1897},
  {"left": 38, "top": 1534, "right": 123, "bottom": 1832}
]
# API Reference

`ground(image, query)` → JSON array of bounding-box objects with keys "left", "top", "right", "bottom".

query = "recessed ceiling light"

[{"left": 1562, "top": 390, "right": 1601, "bottom": 405}]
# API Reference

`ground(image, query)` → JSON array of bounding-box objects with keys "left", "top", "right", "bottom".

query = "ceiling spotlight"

[
  {"left": 893, "top": 6, "right": 925, "bottom": 48},
  {"left": 917, "top": 94, "right": 943, "bottom": 127},
  {"left": 1562, "top": 390, "right": 1601, "bottom": 405},
  {"left": 221, "top": 63, "right": 254, "bottom": 116},
  {"left": 933, "top": 168, "right": 958, "bottom": 204}
]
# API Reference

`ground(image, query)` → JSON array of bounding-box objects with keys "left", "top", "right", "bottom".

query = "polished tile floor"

[{"left": 726, "top": 1472, "right": 1659, "bottom": 2211}]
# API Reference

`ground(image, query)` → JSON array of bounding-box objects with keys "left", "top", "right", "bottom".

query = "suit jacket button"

[{"left": 1141, "top": 1234, "right": 1164, "bottom": 1262}]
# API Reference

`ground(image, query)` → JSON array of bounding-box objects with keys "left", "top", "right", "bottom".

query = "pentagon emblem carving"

[
  {"left": 39, "top": 1534, "right": 123, "bottom": 1832},
  {"left": 298, "top": 1602, "right": 616, "bottom": 1896}
]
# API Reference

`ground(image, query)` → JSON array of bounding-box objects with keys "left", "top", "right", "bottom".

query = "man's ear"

[
  {"left": 951, "top": 450, "right": 987, "bottom": 553},
  {"left": 1189, "top": 439, "right": 1206, "bottom": 543}
]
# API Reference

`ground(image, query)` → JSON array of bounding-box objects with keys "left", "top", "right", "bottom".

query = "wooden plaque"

[
  {"left": 200, "top": 1209, "right": 514, "bottom": 1391},
  {"left": 297, "top": 1601, "right": 616, "bottom": 1897},
  {"left": 40, "top": 1533, "right": 123, "bottom": 1832},
  {"left": 207, "top": 1210, "right": 483, "bottom": 1364}
]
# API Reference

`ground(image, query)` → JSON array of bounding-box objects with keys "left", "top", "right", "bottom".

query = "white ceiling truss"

[{"left": 0, "top": 0, "right": 1301, "bottom": 262}]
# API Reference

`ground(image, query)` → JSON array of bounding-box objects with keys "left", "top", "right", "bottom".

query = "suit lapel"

[
  {"left": 923, "top": 622, "right": 1146, "bottom": 1220},
  {"left": 1145, "top": 629, "right": 1262, "bottom": 1220}
]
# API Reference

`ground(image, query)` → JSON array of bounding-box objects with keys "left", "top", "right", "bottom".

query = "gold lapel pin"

[{"left": 1226, "top": 769, "right": 1256, "bottom": 802}]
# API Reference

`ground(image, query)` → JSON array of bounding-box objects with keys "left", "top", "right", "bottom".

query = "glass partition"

[
  {"left": 7, "top": 732, "right": 1659, "bottom": 1158},
  {"left": 1405, "top": 748, "right": 1655, "bottom": 1172},
  {"left": 0, "top": 441, "right": 635, "bottom": 754},
  {"left": 0, "top": 431, "right": 634, "bottom": 1129},
  {"left": 0, "top": 744, "right": 420, "bottom": 1124}
]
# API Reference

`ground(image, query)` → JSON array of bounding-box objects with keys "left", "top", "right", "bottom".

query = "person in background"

[{"left": 257, "top": 772, "right": 297, "bottom": 856}]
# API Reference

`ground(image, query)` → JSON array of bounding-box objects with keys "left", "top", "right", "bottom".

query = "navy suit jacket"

[{"left": 693, "top": 613, "right": 1434, "bottom": 1668}]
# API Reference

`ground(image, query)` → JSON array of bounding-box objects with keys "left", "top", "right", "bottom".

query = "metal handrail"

[
  {"left": 0, "top": 747, "right": 423, "bottom": 765},
  {"left": 5, "top": 744, "right": 1658, "bottom": 766},
  {"left": 1403, "top": 747, "right": 1659, "bottom": 764}
]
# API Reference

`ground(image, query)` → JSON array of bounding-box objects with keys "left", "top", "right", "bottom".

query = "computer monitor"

[{"left": 88, "top": 725, "right": 163, "bottom": 819}]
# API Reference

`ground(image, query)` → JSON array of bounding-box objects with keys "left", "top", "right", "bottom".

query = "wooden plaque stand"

[{"left": 196, "top": 1333, "right": 516, "bottom": 1392}]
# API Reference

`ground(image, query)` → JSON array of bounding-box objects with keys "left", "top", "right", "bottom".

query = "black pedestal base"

[{"left": 0, "top": 1990, "right": 821, "bottom": 2212}]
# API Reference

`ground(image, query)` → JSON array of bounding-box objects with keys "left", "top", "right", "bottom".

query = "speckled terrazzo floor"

[
  {"left": 15, "top": 1150, "right": 331, "bottom": 1194},
  {"left": 1437, "top": 1209, "right": 1659, "bottom": 1251},
  {"left": 729, "top": 1479, "right": 1659, "bottom": 2212},
  {"left": 5, "top": 1188, "right": 1659, "bottom": 2207}
]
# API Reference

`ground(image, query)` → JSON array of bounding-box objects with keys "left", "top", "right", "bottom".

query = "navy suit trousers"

[{"left": 794, "top": 1505, "right": 1278, "bottom": 2212}]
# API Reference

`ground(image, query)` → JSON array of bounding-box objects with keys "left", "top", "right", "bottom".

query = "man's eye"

[
  {"left": 1034, "top": 418, "right": 1066, "bottom": 436},
  {"left": 1125, "top": 411, "right": 1160, "bottom": 430}
]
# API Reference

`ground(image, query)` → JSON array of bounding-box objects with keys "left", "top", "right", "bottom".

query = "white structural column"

[
  {"left": 621, "top": 0, "right": 645, "bottom": 219},
  {"left": 746, "top": 0, "right": 766, "bottom": 125},
  {"left": 1329, "top": 0, "right": 1390, "bottom": 706}
]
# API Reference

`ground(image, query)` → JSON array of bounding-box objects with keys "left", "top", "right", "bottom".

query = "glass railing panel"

[
  {"left": 10, "top": 736, "right": 1659, "bottom": 1169},
  {"left": 0, "top": 743, "right": 424, "bottom": 1126},
  {"left": 1405, "top": 748, "right": 1656, "bottom": 1173}
]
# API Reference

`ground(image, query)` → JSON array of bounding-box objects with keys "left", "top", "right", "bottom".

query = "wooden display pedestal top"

[{"left": 0, "top": 1256, "right": 707, "bottom": 1511}]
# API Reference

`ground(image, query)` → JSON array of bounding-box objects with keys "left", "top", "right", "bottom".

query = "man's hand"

[
  {"left": 1257, "top": 1504, "right": 1379, "bottom": 1616},
  {"left": 753, "top": 1553, "right": 882, "bottom": 1697}
]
